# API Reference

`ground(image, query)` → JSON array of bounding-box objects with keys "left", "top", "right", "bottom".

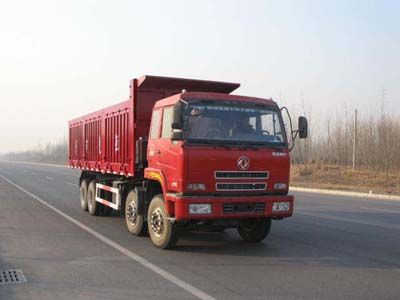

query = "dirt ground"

[{"left": 290, "top": 164, "right": 400, "bottom": 196}]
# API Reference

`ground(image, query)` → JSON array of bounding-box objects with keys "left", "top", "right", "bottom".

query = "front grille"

[
  {"left": 223, "top": 202, "right": 265, "bottom": 214},
  {"left": 215, "top": 171, "right": 269, "bottom": 179},
  {"left": 216, "top": 183, "right": 266, "bottom": 191}
]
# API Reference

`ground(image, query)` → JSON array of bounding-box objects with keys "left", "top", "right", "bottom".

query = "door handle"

[{"left": 155, "top": 150, "right": 161, "bottom": 155}]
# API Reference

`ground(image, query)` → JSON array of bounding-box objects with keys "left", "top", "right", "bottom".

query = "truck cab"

[{"left": 141, "top": 91, "right": 306, "bottom": 248}]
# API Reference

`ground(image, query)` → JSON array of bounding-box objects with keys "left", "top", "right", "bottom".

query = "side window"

[
  {"left": 149, "top": 109, "right": 161, "bottom": 139},
  {"left": 161, "top": 106, "right": 174, "bottom": 138}
]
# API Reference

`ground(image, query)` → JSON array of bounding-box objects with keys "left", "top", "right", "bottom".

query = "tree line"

[
  {"left": 1, "top": 109, "right": 399, "bottom": 176},
  {"left": 0, "top": 138, "right": 68, "bottom": 165},
  {"left": 291, "top": 109, "right": 400, "bottom": 177}
]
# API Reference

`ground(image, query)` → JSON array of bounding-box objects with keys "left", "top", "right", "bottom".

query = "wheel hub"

[
  {"left": 126, "top": 202, "right": 137, "bottom": 225},
  {"left": 150, "top": 208, "right": 164, "bottom": 237}
]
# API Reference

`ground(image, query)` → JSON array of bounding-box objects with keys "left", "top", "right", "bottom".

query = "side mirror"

[
  {"left": 171, "top": 130, "right": 183, "bottom": 141},
  {"left": 298, "top": 116, "right": 308, "bottom": 139},
  {"left": 172, "top": 102, "right": 183, "bottom": 130},
  {"left": 171, "top": 122, "right": 182, "bottom": 130}
]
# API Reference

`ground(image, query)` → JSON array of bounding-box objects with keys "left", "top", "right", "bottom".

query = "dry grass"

[{"left": 290, "top": 163, "right": 400, "bottom": 196}]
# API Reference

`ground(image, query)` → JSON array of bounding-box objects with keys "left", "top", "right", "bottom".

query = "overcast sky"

[{"left": 0, "top": 0, "right": 399, "bottom": 153}]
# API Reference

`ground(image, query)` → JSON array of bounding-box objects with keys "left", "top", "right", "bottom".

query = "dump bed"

[{"left": 68, "top": 75, "right": 240, "bottom": 177}]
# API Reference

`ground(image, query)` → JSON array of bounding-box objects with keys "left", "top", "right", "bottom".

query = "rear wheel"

[
  {"left": 125, "top": 190, "right": 147, "bottom": 236},
  {"left": 147, "top": 194, "right": 180, "bottom": 249},
  {"left": 237, "top": 218, "right": 271, "bottom": 243},
  {"left": 87, "top": 180, "right": 101, "bottom": 216},
  {"left": 80, "top": 179, "right": 88, "bottom": 211}
]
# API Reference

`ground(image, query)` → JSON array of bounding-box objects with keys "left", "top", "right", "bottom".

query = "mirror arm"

[
  {"left": 289, "top": 130, "right": 299, "bottom": 151},
  {"left": 280, "top": 106, "right": 296, "bottom": 151}
]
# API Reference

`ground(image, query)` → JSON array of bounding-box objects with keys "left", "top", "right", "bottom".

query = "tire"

[
  {"left": 80, "top": 179, "right": 88, "bottom": 211},
  {"left": 212, "top": 227, "right": 226, "bottom": 233},
  {"left": 237, "top": 218, "right": 272, "bottom": 243},
  {"left": 125, "top": 190, "right": 147, "bottom": 236},
  {"left": 147, "top": 194, "right": 180, "bottom": 249},
  {"left": 87, "top": 180, "right": 101, "bottom": 216}
]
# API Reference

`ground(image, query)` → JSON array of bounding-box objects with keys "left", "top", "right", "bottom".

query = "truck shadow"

[
  {"left": 173, "top": 215, "right": 400, "bottom": 270},
  {"left": 108, "top": 208, "right": 400, "bottom": 270}
]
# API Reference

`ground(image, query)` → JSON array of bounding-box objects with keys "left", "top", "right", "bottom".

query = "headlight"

[
  {"left": 186, "top": 183, "right": 206, "bottom": 191},
  {"left": 189, "top": 204, "right": 212, "bottom": 214},
  {"left": 272, "top": 201, "right": 290, "bottom": 212}
]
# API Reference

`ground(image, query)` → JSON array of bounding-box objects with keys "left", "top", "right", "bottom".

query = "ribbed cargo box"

[{"left": 68, "top": 75, "right": 239, "bottom": 177}]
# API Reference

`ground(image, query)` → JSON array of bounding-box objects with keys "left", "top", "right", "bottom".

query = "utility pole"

[
  {"left": 352, "top": 109, "right": 358, "bottom": 171},
  {"left": 381, "top": 88, "right": 386, "bottom": 118},
  {"left": 380, "top": 88, "right": 389, "bottom": 180}
]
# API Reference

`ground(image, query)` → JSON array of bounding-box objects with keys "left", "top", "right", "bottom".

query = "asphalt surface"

[{"left": 0, "top": 161, "right": 399, "bottom": 300}]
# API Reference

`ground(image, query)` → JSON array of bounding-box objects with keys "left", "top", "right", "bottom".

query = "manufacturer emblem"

[{"left": 237, "top": 156, "right": 250, "bottom": 170}]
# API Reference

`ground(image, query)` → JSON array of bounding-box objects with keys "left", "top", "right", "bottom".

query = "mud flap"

[{"left": 135, "top": 186, "right": 146, "bottom": 216}]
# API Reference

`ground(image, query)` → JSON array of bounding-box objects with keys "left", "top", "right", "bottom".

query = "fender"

[
  {"left": 144, "top": 168, "right": 176, "bottom": 215},
  {"left": 144, "top": 168, "right": 167, "bottom": 191}
]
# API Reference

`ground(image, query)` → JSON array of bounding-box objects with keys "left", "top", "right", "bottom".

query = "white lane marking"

[
  {"left": 0, "top": 173, "right": 215, "bottom": 300},
  {"left": 361, "top": 206, "right": 400, "bottom": 214},
  {"left": 45, "top": 176, "right": 54, "bottom": 181},
  {"left": 0, "top": 160, "right": 67, "bottom": 169},
  {"left": 66, "top": 182, "right": 79, "bottom": 188},
  {"left": 297, "top": 211, "right": 400, "bottom": 230},
  {"left": 291, "top": 186, "right": 400, "bottom": 202}
]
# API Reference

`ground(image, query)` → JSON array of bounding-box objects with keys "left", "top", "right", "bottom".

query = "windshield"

[{"left": 184, "top": 100, "right": 287, "bottom": 146}]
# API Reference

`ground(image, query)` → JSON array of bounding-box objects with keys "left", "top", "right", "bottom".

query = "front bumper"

[{"left": 166, "top": 193, "right": 294, "bottom": 220}]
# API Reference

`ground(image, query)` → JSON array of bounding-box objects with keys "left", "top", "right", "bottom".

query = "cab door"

[
  {"left": 147, "top": 108, "right": 162, "bottom": 169},
  {"left": 157, "top": 106, "right": 181, "bottom": 191}
]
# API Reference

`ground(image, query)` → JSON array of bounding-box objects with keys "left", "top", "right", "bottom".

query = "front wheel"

[
  {"left": 147, "top": 194, "right": 180, "bottom": 249},
  {"left": 237, "top": 218, "right": 271, "bottom": 243},
  {"left": 125, "top": 190, "right": 147, "bottom": 236}
]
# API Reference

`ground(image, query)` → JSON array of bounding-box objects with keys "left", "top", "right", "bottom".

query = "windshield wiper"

[
  {"left": 187, "top": 139, "right": 285, "bottom": 151},
  {"left": 209, "top": 140, "right": 233, "bottom": 150},
  {"left": 248, "top": 142, "right": 286, "bottom": 151},
  {"left": 188, "top": 139, "right": 232, "bottom": 149},
  {"left": 203, "top": 140, "right": 259, "bottom": 151},
  {"left": 225, "top": 141, "right": 259, "bottom": 151}
]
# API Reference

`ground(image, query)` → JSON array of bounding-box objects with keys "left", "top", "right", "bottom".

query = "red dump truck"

[{"left": 69, "top": 75, "right": 307, "bottom": 248}]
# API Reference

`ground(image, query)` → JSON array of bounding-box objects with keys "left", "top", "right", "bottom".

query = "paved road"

[{"left": 0, "top": 161, "right": 399, "bottom": 300}]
